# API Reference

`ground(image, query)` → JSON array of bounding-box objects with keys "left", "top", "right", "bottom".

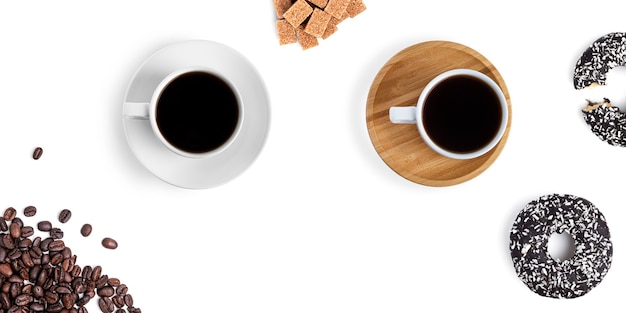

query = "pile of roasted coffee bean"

[{"left": 0, "top": 207, "right": 140, "bottom": 313}]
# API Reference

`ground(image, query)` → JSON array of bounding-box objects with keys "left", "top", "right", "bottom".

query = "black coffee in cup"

[
  {"left": 421, "top": 75, "right": 502, "bottom": 153},
  {"left": 155, "top": 71, "right": 239, "bottom": 154}
]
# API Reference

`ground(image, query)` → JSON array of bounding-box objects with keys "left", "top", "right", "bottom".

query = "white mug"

[
  {"left": 389, "top": 69, "right": 508, "bottom": 159},
  {"left": 123, "top": 66, "right": 243, "bottom": 159}
]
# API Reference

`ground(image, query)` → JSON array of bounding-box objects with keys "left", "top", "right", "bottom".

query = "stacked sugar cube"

[{"left": 274, "top": 0, "right": 366, "bottom": 50}]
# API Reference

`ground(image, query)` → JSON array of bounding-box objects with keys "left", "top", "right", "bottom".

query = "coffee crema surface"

[
  {"left": 422, "top": 75, "right": 502, "bottom": 154},
  {"left": 156, "top": 71, "right": 239, "bottom": 154}
]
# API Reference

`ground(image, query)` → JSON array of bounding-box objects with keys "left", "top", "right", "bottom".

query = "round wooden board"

[{"left": 366, "top": 41, "right": 512, "bottom": 187}]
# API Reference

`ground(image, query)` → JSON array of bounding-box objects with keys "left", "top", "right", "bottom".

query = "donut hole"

[
  {"left": 581, "top": 66, "right": 626, "bottom": 108},
  {"left": 547, "top": 231, "right": 576, "bottom": 262}
]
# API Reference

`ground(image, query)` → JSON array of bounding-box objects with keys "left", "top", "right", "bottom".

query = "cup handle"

[
  {"left": 389, "top": 106, "right": 417, "bottom": 124},
  {"left": 123, "top": 102, "right": 150, "bottom": 120}
]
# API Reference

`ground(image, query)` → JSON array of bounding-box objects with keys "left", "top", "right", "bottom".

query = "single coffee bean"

[
  {"left": 9, "top": 223, "right": 21, "bottom": 239},
  {"left": 9, "top": 282, "right": 20, "bottom": 298},
  {"left": 0, "top": 263, "right": 12, "bottom": 277},
  {"left": 80, "top": 224, "right": 92, "bottom": 237},
  {"left": 61, "top": 293, "right": 77, "bottom": 309},
  {"left": 101, "top": 238, "right": 118, "bottom": 250},
  {"left": 37, "top": 221, "right": 52, "bottom": 232},
  {"left": 98, "top": 286, "right": 115, "bottom": 297},
  {"left": 82, "top": 265, "right": 93, "bottom": 280},
  {"left": 15, "top": 293, "right": 33, "bottom": 306},
  {"left": 123, "top": 294, "right": 133, "bottom": 307},
  {"left": 44, "top": 290, "right": 58, "bottom": 303},
  {"left": 91, "top": 265, "right": 102, "bottom": 281},
  {"left": 50, "top": 228, "right": 64, "bottom": 239},
  {"left": 33, "top": 285, "right": 44, "bottom": 298},
  {"left": 3, "top": 207, "right": 16, "bottom": 221},
  {"left": 0, "top": 219, "right": 7, "bottom": 232},
  {"left": 2, "top": 234, "right": 15, "bottom": 249},
  {"left": 116, "top": 284, "right": 128, "bottom": 296},
  {"left": 48, "top": 240, "right": 65, "bottom": 252},
  {"left": 55, "top": 285, "right": 72, "bottom": 294},
  {"left": 99, "top": 297, "right": 115, "bottom": 313},
  {"left": 21, "top": 250, "right": 34, "bottom": 267},
  {"left": 48, "top": 302, "right": 64, "bottom": 313},
  {"left": 33, "top": 147, "right": 43, "bottom": 160},
  {"left": 29, "top": 302, "right": 45, "bottom": 312},
  {"left": 107, "top": 278, "right": 121, "bottom": 287},
  {"left": 8, "top": 249, "right": 21, "bottom": 260},
  {"left": 112, "top": 295, "right": 124, "bottom": 308},
  {"left": 20, "top": 226, "right": 34, "bottom": 237},
  {"left": 50, "top": 252, "right": 64, "bottom": 265},
  {"left": 58, "top": 209, "right": 72, "bottom": 223},
  {"left": 21, "top": 282, "right": 32, "bottom": 294},
  {"left": 23, "top": 206, "right": 37, "bottom": 217}
]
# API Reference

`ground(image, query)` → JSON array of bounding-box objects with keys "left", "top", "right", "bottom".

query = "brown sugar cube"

[
  {"left": 276, "top": 19, "right": 297, "bottom": 45},
  {"left": 322, "top": 17, "right": 340, "bottom": 39},
  {"left": 306, "top": 0, "right": 329, "bottom": 8},
  {"left": 273, "top": 0, "right": 294, "bottom": 18},
  {"left": 283, "top": 0, "right": 313, "bottom": 28},
  {"left": 296, "top": 25, "right": 319, "bottom": 50},
  {"left": 304, "top": 8, "right": 332, "bottom": 38},
  {"left": 346, "top": 0, "right": 366, "bottom": 18},
  {"left": 324, "top": 0, "right": 350, "bottom": 19}
]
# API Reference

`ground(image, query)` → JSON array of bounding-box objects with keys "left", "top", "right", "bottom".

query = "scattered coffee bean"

[
  {"left": 9, "top": 223, "right": 21, "bottom": 239},
  {"left": 37, "top": 221, "right": 52, "bottom": 231},
  {"left": 50, "top": 227, "right": 64, "bottom": 239},
  {"left": 81, "top": 223, "right": 92, "bottom": 237},
  {"left": 101, "top": 237, "right": 118, "bottom": 250},
  {"left": 48, "top": 239, "right": 65, "bottom": 251},
  {"left": 32, "top": 147, "right": 43, "bottom": 160},
  {"left": 3, "top": 207, "right": 16, "bottom": 221},
  {"left": 108, "top": 277, "right": 121, "bottom": 287},
  {"left": 20, "top": 226, "right": 34, "bottom": 238},
  {"left": 98, "top": 286, "right": 115, "bottom": 297},
  {"left": 99, "top": 297, "right": 115, "bottom": 313},
  {"left": 23, "top": 205, "right": 37, "bottom": 217},
  {"left": 58, "top": 209, "right": 72, "bottom": 223}
]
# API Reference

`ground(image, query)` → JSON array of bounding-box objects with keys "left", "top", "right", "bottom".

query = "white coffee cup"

[
  {"left": 389, "top": 69, "right": 508, "bottom": 159},
  {"left": 123, "top": 66, "right": 243, "bottom": 159}
]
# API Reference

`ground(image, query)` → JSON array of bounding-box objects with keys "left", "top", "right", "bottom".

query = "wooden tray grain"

[{"left": 366, "top": 41, "right": 512, "bottom": 187}]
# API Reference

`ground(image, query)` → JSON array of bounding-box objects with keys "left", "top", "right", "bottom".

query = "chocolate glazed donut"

[
  {"left": 574, "top": 32, "right": 626, "bottom": 146},
  {"left": 510, "top": 194, "right": 612, "bottom": 298}
]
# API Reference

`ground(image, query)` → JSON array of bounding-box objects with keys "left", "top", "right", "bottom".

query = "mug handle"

[
  {"left": 123, "top": 102, "right": 150, "bottom": 120},
  {"left": 389, "top": 107, "right": 417, "bottom": 124}
]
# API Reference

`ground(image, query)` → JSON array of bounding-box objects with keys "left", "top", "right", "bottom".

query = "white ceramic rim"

[
  {"left": 415, "top": 69, "right": 508, "bottom": 160},
  {"left": 148, "top": 66, "right": 244, "bottom": 159}
]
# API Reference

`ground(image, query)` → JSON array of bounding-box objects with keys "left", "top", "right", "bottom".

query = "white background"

[{"left": 1, "top": 0, "right": 626, "bottom": 312}]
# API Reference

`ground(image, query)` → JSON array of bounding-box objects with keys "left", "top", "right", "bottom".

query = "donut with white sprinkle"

[
  {"left": 509, "top": 194, "right": 612, "bottom": 298},
  {"left": 574, "top": 32, "right": 626, "bottom": 146}
]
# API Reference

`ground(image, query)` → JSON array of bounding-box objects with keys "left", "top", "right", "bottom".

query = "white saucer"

[{"left": 122, "top": 40, "right": 270, "bottom": 189}]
